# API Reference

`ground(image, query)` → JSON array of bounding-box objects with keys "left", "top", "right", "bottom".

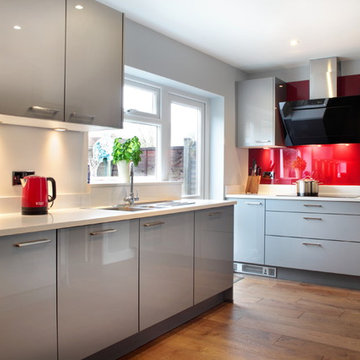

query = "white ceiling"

[{"left": 99, "top": 0, "right": 360, "bottom": 73}]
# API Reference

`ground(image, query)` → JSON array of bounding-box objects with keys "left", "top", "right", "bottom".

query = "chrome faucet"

[{"left": 124, "top": 161, "right": 139, "bottom": 206}]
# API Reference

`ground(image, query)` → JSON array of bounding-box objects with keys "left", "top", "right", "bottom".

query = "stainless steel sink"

[
  {"left": 98, "top": 200, "right": 196, "bottom": 212},
  {"left": 99, "top": 205, "right": 151, "bottom": 212}
]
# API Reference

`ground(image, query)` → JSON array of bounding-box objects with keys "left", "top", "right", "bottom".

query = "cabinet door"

[
  {"left": 232, "top": 198, "right": 265, "bottom": 264},
  {"left": 0, "top": 231, "right": 57, "bottom": 360},
  {"left": 0, "top": 0, "right": 64, "bottom": 121},
  {"left": 65, "top": 0, "right": 123, "bottom": 128},
  {"left": 139, "top": 213, "right": 194, "bottom": 331},
  {"left": 194, "top": 206, "right": 234, "bottom": 304},
  {"left": 236, "top": 77, "right": 286, "bottom": 147},
  {"left": 58, "top": 221, "right": 138, "bottom": 360}
]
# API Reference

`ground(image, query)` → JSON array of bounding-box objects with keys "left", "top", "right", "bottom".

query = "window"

[
  {"left": 123, "top": 80, "right": 160, "bottom": 118},
  {"left": 169, "top": 96, "right": 204, "bottom": 197},
  {"left": 88, "top": 76, "right": 208, "bottom": 198}
]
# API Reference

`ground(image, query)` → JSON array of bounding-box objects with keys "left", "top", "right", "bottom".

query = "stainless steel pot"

[{"left": 295, "top": 177, "right": 320, "bottom": 197}]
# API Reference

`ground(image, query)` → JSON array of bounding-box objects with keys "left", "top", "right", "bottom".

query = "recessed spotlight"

[
  {"left": 290, "top": 39, "right": 299, "bottom": 47},
  {"left": 13, "top": 25, "right": 22, "bottom": 30},
  {"left": 75, "top": 4, "right": 84, "bottom": 10},
  {"left": 54, "top": 128, "right": 67, "bottom": 132}
]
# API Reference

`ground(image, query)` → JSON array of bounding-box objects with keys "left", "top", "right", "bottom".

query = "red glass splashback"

[
  {"left": 249, "top": 144, "right": 360, "bottom": 185},
  {"left": 249, "top": 74, "right": 360, "bottom": 186}
]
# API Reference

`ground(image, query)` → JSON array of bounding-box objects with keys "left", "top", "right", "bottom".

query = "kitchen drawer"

[
  {"left": 266, "top": 211, "right": 360, "bottom": 242},
  {"left": 265, "top": 235, "right": 360, "bottom": 276},
  {"left": 266, "top": 199, "right": 360, "bottom": 215}
]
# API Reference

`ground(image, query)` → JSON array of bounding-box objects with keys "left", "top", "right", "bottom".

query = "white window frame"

[
  {"left": 89, "top": 75, "right": 210, "bottom": 198},
  {"left": 123, "top": 79, "right": 161, "bottom": 120}
]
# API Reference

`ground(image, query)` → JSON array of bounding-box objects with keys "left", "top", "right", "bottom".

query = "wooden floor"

[{"left": 121, "top": 276, "right": 360, "bottom": 360}]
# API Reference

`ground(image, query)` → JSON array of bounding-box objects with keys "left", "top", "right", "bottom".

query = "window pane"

[
  {"left": 169, "top": 102, "right": 202, "bottom": 196},
  {"left": 123, "top": 83, "right": 158, "bottom": 115},
  {"left": 88, "top": 121, "right": 158, "bottom": 181}
]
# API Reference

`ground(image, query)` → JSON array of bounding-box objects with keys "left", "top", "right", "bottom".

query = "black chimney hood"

[{"left": 279, "top": 95, "right": 360, "bottom": 146}]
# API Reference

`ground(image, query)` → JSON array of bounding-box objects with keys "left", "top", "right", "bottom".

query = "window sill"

[{"left": 89, "top": 179, "right": 182, "bottom": 187}]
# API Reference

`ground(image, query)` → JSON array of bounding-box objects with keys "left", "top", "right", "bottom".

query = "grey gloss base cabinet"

[
  {"left": 194, "top": 206, "right": 234, "bottom": 304},
  {"left": 58, "top": 221, "right": 139, "bottom": 360},
  {"left": 0, "top": 231, "right": 57, "bottom": 360},
  {"left": 230, "top": 198, "right": 265, "bottom": 265},
  {"left": 0, "top": 0, "right": 123, "bottom": 128},
  {"left": 139, "top": 213, "right": 194, "bottom": 331}
]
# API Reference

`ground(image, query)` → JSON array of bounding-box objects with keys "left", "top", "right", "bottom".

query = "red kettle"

[{"left": 21, "top": 176, "right": 56, "bottom": 215}]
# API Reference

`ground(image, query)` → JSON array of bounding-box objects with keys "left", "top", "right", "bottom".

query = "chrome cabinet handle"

[
  {"left": 208, "top": 211, "right": 222, "bottom": 217},
  {"left": 245, "top": 201, "right": 262, "bottom": 206},
  {"left": 69, "top": 112, "right": 95, "bottom": 122},
  {"left": 255, "top": 140, "right": 271, "bottom": 143},
  {"left": 303, "top": 217, "right": 323, "bottom": 221},
  {"left": 29, "top": 106, "right": 59, "bottom": 115},
  {"left": 143, "top": 221, "right": 165, "bottom": 227},
  {"left": 304, "top": 204, "right": 323, "bottom": 208},
  {"left": 89, "top": 229, "right": 117, "bottom": 236},
  {"left": 14, "top": 238, "right": 52, "bottom": 247},
  {"left": 302, "top": 242, "right": 322, "bottom": 247}
]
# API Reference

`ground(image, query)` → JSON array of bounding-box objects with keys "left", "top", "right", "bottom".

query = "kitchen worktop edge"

[{"left": 0, "top": 200, "right": 236, "bottom": 237}]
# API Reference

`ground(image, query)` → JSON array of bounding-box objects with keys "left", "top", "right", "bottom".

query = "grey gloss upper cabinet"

[
  {"left": 0, "top": 0, "right": 123, "bottom": 128},
  {"left": 194, "top": 206, "right": 234, "bottom": 304},
  {"left": 139, "top": 213, "right": 194, "bottom": 331},
  {"left": 65, "top": 0, "right": 123, "bottom": 127},
  {"left": 0, "top": 231, "right": 57, "bottom": 360},
  {"left": 58, "top": 221, "right": 138, "bottom": 360},
  {"left": 236, "top": 77, "right": 286, "bottom": 147},
  {"left": 0, "top": 0, "right": 65, "bottom": 121}
]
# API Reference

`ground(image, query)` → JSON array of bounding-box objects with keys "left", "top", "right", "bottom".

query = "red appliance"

[{"left": 21, "top": 176, "right": 56, "bottom": 215}]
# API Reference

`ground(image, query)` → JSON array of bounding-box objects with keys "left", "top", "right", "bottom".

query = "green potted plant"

[{"left": 112, "top": 136, "right": 143, "bottom": 182}]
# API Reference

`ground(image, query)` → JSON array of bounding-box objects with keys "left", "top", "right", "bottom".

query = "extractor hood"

[{"left": 279, "top": 57, "right": 360, "bottom": 146}]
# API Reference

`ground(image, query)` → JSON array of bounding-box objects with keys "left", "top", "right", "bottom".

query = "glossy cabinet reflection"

[
  {"left": 0, "top": 0, "right": 65, "bottom": 120},
  {"left": 58, "top": 220, "right": 138, "bottom": 360},
  {"left": 194, "top": 206, "right": 234, "bottom": 304},
  {"left": 0, "top": 231, "right": 57, "bottom": 360},
  {"left": 139, "top": 213, "right": 194, "bottom": 330},
  {"left": 66, "top": 0, "right": 123, "bottom": 128}
]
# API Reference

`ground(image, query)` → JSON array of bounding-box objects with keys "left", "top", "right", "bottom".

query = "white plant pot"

[{"left": 117, "top": 161, "right": 130, "bottom": 183}]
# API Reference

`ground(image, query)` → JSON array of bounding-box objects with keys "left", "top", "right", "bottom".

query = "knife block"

[{"left": 245, "top": 175, "right": 261, "bottom": 194}]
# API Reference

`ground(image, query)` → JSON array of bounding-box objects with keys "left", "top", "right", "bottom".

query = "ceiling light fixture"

[
  {"left": 75, "top": 4, "right": 84, "bottom": 10},
  {"left": 13, "top": 25, "right": 22, "bottom": 30},
  {"left": 290, "top": 39, "right": 299, "bottom": 47}
]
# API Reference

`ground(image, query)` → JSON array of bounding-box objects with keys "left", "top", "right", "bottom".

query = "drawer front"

[
  {"left": 266, "top": 211, "right": 360, "bottom": 242},
  {"left": 266, "top": 199, "right": 360, "bottom": 215},
  {"left": 265, "top": 235, "right": 360, "bottom": 276}
]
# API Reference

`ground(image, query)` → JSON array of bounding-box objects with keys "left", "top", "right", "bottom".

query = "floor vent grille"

[{"left": 233, "top": 263, "right": 277, "bottom": 278}]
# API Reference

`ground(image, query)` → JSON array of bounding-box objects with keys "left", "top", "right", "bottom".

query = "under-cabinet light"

[
  {"left": 290, "top": 39, "right": 299, "bottom": 47},
  {"left": 54, "top": 128, "right": 67, "bottom": 132},
  {"left": 75, "top": 4, "right": 84, "bottom": 10}
]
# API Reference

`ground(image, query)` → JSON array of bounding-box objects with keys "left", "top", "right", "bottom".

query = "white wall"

[
  {"left": 0, "top": 124, "right": 88, "bottom": 196},
  {"left": 124, "top": 18, "right": 248, "bottom": 195}
]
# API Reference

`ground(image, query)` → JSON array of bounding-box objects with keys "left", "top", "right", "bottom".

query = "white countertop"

[
  {"left": 0, "top": 200, "right": 236, "bottom": 237},
  {"left": 226, "top": 193, "right": 360, "bottom": 202}
]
